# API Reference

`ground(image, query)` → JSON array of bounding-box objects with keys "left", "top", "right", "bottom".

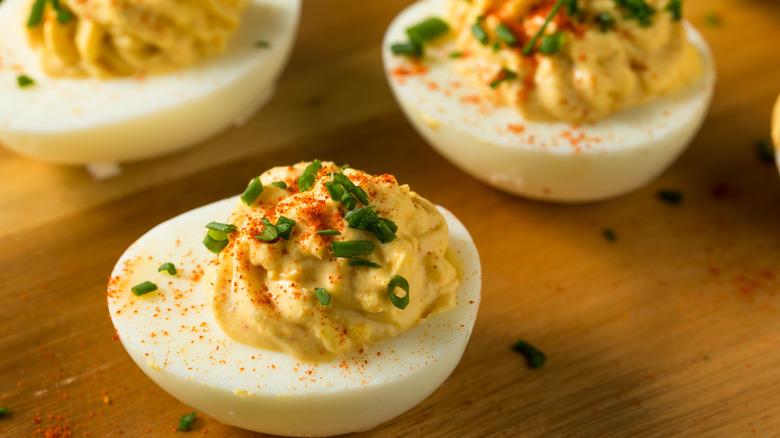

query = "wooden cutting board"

[{"left": 2, "top": 0, "right": 780, "bottom": 436}]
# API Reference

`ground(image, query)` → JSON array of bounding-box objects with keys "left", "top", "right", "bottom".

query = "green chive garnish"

[
  {"left": 348, "top": 258, "right": 381, "bottom": 268},
  {"left": 471, "top": 18, "right": 489, "bottom": 45},
  {"left": 241, "top": 177, "right": 264, "bottom": 205},
  {"left": 158, "top": 263, "right": 177, "bottom": 275},
  {"left": 391, "top": 41, "right": 423, "bottom": 57},
  {"left": 613, "top": 0, "right": 655, "bottom": 26},
  {"left": 348, "top": 186, "right": 370, "bottom": 205},
  {"left": 596, "top": 12, "right": 616, "bottom": 32},
  {"left": 603, "top": 229, "right": 617, "bottom": 242},
  {"left": 495, "top": 23, "right": 517, "bottom": 46},
  {"left": 332, "top": 172, "right": 355, "bottom": 188},
  {"left": 522, "top": 0, "right": 565, "bottom": 55},
  {"left": 406, "top": 17, "right": 449, "bottom": 44},
  {"left": 315, "top": 229, "right": 341, "bottom": 235},
  {"left": 131, "top": 281, "right": 158, "bottom": 297},
  {"left": 372, "top": 220, "right": 397, "bottom": 243},
  {"left": 17, "top": 75, "right": 35, "bottom": 88},
  {"left": 52, "top": 0, "right": 71, "bottom": 24},
  {"left": 538, "top": 32, "right": 565, "bottom": 55},
  {"left": 756, "top": 139, "right": 775, "bottom": 164},
  {"left": 275, "top": 216, "right": 296, "bottom": 240},
  {"left": 489, "top": 67, "right": 517, "bottom": 88},
  {"left": 27, "top": 0, "right": 46, "bottom": 27},
  {"left": 324, "top": 181, "right": 344, "bottom": 201},
  {"left": 206, "top": 222, "right": 237, "bottom": 234},
  {"left": 297, "top": 160, "right": 322, "bottom": 192},
  {"left": 0, "top": 407, "right": 9, "bottom": 417},
  {"left": 665, "top": 0, "right": 682, "bottom": 21},
  {"left": 255, "top": 217, "right": 278, "bottom": 242},
  {"left": 387, "top": 275, "right": 410, "bottom": 310},
  {"left": 177, "top": 412, "right": 196, "bottom": 431},
  {"left": 339, "top": 163, "right": 350, "bottom": 171},
  {"left": 340, "top": 190, "right": 356, "bottom": 210},
  {"left": 657, "top": 189, "right": 683, "bottom": 204},
  {"left": 449, "top": 51, "right": 464, "bottom": 58},
  {"left": 255, "top": 40, "right": 271, "bottom": 49},
  {"left": 271, "top": 181, "right": 287, "bottom": 189},
  {"left": 513, "top": 340, "right": 546, "bottom": 369},
  {"left": 203, "top": 233, "right": 229, "bottom": 253},
  {"left": 314, "top": 288, "right": 331, "bottom": 305},
  {"left": 704, "top": 13, "right": 721, "bottom": 27},
  {"left": 330, "top": 241, "right": 375, "bottom": 258}
]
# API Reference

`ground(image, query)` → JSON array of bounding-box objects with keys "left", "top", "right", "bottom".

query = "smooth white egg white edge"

[
  {"left": 108, "top": 196, "right": 482, "bottom": 437},
  {"left": 0, "top": 0, "right": 301, "bottom": 164},
  {"left": 383, "top": 0, "right": 716, "bottom": 202}
]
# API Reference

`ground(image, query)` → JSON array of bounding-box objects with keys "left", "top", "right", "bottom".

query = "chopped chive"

[
  {"left": 348, "top": 258, "right": 381, "bottom": 268},
  {"left": 330, "top": 240, "right": 375, "bottom": 257},
  {"left": 275, "top": 216, "right": 295, "bottom": 240},
  {"left": 406, "top": 17, "right": 449, "bottom": 44},
  {"left": 391, "top": 41, "right": 423, "bottom": 57},
  {"left": 17, "top": 74, "right": 35, "bottom": 88},
  {"left": 332, "top": 172, "right": 355, "bottom": 188},
  {"left": 449, "top": 51, "right": 464, "bottom": 58},
  {"left": 203, "top": 233, "right": 229, "bottom": 253},
  {"left": 131, "top": 281, "right": 158, "bottom": 297},
  {"left": 324, "top": 181, "right": 344, "bottom": 201},
  {"left": 348, "top": 186, "right": 370, "bottom": 205},
  {"left": 340, "top": 190, "right": 356, "bottom": 210},
  {"left": 665, "top": 0, "right": 682, "bottom": 21},
  {"left": 380, "top": 217, "right": 399, "bottom": 233},
  {"left": 513, "top": 340, "right": 546, "bottom": 369},
  {"left": 603, "top": 228, "right": 617, "bottom": 242},
  {"left": 495, "top": 23, "right": 517, "bottom": 46},
  {"left": 492, "top": 41, "right": 501, "bottom": 52},
  {"left": 240, "top": 177, "right": 264, "bottom": 206},
  {"left": 522, "top": 0, "right": 565, "bottom": 55},
  {"left": 596, "top": 12, "right": 616, "bottom": 32},
  {"left": 315, "top": 229, "right": 341, "bottom": 235},
  {"left": 339, "top": 164, "right": 351, "bottom": 171},
  {"left": 489, "top": 67, "right": 517, "bottom": 88},
  {"left": 471, "top": 18, "right": 489, "bottom": 45},
  {"left": 344, "top": 206, "right": 377, "bottom": 228},
  {"left": 387, "top": 275, "right": 410, "bottom": 310},
  {"left": 158, "top": 263, "right": 177, "bottom": 275},
  {"left": 255, "top": 40, "right": 271, "bottom": 48},
  {"left": 563, "top": 0, "right": 583, "bottom": 18},
  {"left": 372, "top": 220, "right": 397, "bottom": 243},
  {"left": 314, "top": 288, "right": 331, "bottom": 305},
  {"left": 704, "top": 12, "right": 721, "bottom": 27},
  {"left": 297, "top": 160, "right": 322, "bottom": 192},
  {"left": 756, "top": 139, "right": 775, "bottom": 164},
  {"left": 255, "top": 217, "right": 278, "bottom": 242},
  {"left": 613, "top": 0, "right": 655, "bottom": 26},
  {"left": 0, "top": 407, "right": 9, "bottom": 417},
  {"left": 205, "top": 222, "right": 237, "bottom": 234},
  {"left": 657, "top": 189, "right": 683, "bottom": 204},
  {"left": 538, "top": 32, "right": 565, "bottom": 55},
  {"left": 177, "top": 412, "right": 196, "bottom": 431},
  {"left": 270, "top": 181, "right": 287, "bottom": 189},
  {"left": 27, "top": 0, "right": 46, "bottom": 27}
]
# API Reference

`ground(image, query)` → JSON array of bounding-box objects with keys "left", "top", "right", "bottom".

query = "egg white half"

[
  {"left": 383, "top": 0, "right": 715, "bottom": 203},
  {"left": 107, "top": 196, "right": 481, "bottom": 437},
  {"left": 0, "top": 0, "right": 300, "bottom": 165}
]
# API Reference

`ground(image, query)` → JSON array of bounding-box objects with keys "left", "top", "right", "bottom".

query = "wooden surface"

[{"left": 2, "top": 0, "right": 780, "bottom": 436}]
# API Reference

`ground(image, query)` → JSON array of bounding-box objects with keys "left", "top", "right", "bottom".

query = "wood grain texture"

[{"left": 2, "top": 0, "right": 780, "bottom": 436}]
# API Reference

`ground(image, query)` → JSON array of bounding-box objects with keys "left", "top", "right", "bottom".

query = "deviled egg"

[
  {"left": 107, "top": 162, "right": 481, "bottom": 436},
  {"left": 0, "top": 0, "right": 300, "bottom": 165},
  {"left": 383, "top": 0, "right": 715, "bottom": 202}
]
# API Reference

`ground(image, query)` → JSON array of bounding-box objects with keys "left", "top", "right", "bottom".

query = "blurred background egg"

[
  {"left": 0, "top": 0, "right": 300, "bottom": 166},
  {"left": 383, "top": 0, "right": 716, "bottom": 203}
]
